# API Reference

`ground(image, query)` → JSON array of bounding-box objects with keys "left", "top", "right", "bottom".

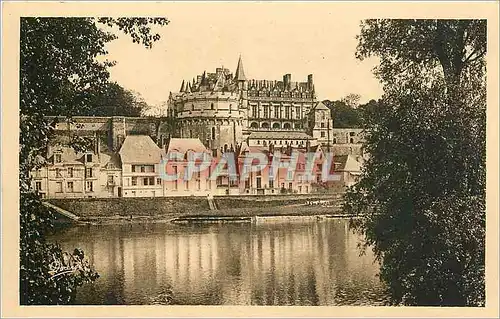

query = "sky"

[{"left": 102, "top": 3, "right": 384, "bottom": 108}]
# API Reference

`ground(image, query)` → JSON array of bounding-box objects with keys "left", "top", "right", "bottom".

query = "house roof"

[
  {"left": 100, "top": 152, "right": 122, "bottom": 169},
  {"left": 330, "top": 154, "right": 362, "bottom": 173},
  {"left": 119, "top": 135, "right": 162, "bottom": 164},
  {"left": 166, "top": 138, "right": 210, "bottom": 155},
  {"left": 315, "top": 101, "right": 330, "bottom": 110},
  {"left": 48, "top": 146, "right": 86, "bottom": 165},
  {"left": 247, "top": 131, "right": 314, "bottom": 140}
]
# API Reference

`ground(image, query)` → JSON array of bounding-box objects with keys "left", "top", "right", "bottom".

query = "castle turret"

[{"left": 234, "top": 55, "right": 246, "bottom": 81}]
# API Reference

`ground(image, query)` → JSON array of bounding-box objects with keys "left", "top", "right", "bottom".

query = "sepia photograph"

[{"left": 1, "top": 1, "right": 499, "bottom": 317}]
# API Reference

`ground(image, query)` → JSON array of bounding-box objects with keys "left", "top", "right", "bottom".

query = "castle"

[
  {"left": 31, "top": 57, "right": 366, "bottom": 199},
  {"left": 163, "top": 56, "right": 341, "bottom": 154}
]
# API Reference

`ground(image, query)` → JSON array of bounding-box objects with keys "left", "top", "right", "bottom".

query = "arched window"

[
  {"left": 250, "top": 122, "right": 258, "bottom": 128},
  {"left": 211, "top": 127, "right": 216, "bottom": 140},
  {"left": 261, "top": 122, "right": 269, "bottom": 129},
  {"left": 272, "top": 123, "right": 281, "bottom": 129},
  {"left": 350, "top": 138, "right": 354, "bottom": 144},
  {"left": 283, "top": 123, "right": 291, "bottom": 129}
]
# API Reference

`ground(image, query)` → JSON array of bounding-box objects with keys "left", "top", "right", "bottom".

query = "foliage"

[
  {"left": 341, "top": 93, "right": 361, "bottom": 108},
  {"left": 345, "top": 19, "right": 486, "bottom": 306},
  {"left": 20, "top": 17, "right": 168, "bottom": 304},
  {"left": 75, "top": 81, "right": 148, "bottom": 117},
  {"left": 323, "top": 98, "right": 363, "bottom": 128}
]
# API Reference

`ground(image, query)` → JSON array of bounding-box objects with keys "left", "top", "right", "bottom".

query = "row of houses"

[{"left": 31, "top": 135, "right": 364, "bottom": 199}]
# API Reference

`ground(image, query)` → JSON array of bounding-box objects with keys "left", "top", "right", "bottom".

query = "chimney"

[
  {"left": 307, "top": 74, "right": 313, "bottom": 90},
  {"left": 283, "top": 74, "right": 291, "bottom": 90}
]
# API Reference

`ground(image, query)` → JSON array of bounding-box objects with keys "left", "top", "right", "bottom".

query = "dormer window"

[
  {"left": 86, "top": 154, "right": 93, "bottom": 162},
  {"left": 54, "top": 153, "right": 62, "bottom": 163}
]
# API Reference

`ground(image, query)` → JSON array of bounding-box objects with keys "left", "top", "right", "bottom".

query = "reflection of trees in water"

[{"left": 51, "top": 221, "right": 385, "bottom": 305}]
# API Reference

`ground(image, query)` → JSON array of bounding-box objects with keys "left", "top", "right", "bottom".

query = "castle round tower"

[{"left": 175, "top": 91, "right": 244, "bottom": 152}]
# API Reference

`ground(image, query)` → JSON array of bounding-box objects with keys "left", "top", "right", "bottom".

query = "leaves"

[
  {"left": 20, "top": 17, "right": 168, "bottom": 304},
  {"left": 323, "top": 98, "right": 363, "bottom": 128},
  {"left": 346, "top": 19, "right": 486, "bottom": 306}
]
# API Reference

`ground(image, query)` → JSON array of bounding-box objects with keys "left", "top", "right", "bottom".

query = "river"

[{"left": 50, "top": 218, "right": 388, "bottom": 305}]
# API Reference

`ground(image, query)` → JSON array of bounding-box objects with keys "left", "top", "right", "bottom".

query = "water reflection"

[{"left": 51, "top": 219, "right": 387, "bottom": 305}]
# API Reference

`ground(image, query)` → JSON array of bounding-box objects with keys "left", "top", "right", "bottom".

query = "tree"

[
  {"left": 20, "top": 17, "right": 168, "bottom": 304},
  {"left": 76, "top": 81, "right": 148, "bottom": 117},
  {"left": 323, "top": 98, "right": 362, "bottom": 128},
  {"left": 341, "top": 93, "right": 361, "bottom": 108},
  {"left": 345, "top": 19, "right": 486, "bottom": 306}
]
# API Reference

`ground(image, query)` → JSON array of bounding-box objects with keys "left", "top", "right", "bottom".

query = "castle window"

[
  {"left": 211, "top": 103, "right": 214, "bottom": 110},
  {"left": 190, "top": 130, "right": 193, "bottom": 138},
  {"left": 333, "top": 138, "right": 337, "bottom": 144},
  {"left": 321, "top": 132, "right": 326, "bottom": 138},
  {"left": 35, "top": 181, "right": 42, "bottom": 191},
  {"left": 257, "top": 140, "right": 261, "bottom": 145},
  {"left": 283, "top": 123, "right": 291, "bottom": 129},
  {"left": 350, "top": 138, "right": 354, "bottom": 144},
  {"left": 229, "top": 104, "right": 232, "bottom": 114},
  {"left": 67, "top": 167, "right": 73, "bottom": 178},
  {"left": 212, "top": 127, "right": 216, "bottom": 140},
  {"left": 252, "top": 105, "right": 258, "bottom": 118},
  {"left": 54, "top": 153, "right": 62, "bottom": 163},
  {"left": 274, "top": 106, "right": 279, "bottom": 118},
  {"left": 86, "top": 154, "right": 93, "bottom": 162},
  {"left": 321, "top": 123, "right": 325, "bottom": 128},
  {"left": 350, "top": 132, "right": 356, "bottom": 136},
  {"left": 272, "top": 123, "right": 280, "bottom": 129},
  {"left": 296, "top": 107, "right": 301, "bottom": 119},
  {"left": 192, "top": 104, "right": 195, "bottom": 111},
  {"left": 250, "top": 122, "right": 258, "bottom": 128}
]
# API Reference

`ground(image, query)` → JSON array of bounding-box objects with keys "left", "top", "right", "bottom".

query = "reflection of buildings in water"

[{"left": 56, "top": 221, "right": 382, "bottom": 305}]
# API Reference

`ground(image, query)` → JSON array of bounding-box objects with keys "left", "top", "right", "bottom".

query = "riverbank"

[{"left": 47, "top": 193, "right": 348, "bottom": 225}]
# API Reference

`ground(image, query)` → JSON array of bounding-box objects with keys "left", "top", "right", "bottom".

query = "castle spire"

[
  {"left": 180, "top": 80, "right": 185, "bottom": 92},
  {"left": 234, "top": 55, "right": 246, "bottom": 81}
]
